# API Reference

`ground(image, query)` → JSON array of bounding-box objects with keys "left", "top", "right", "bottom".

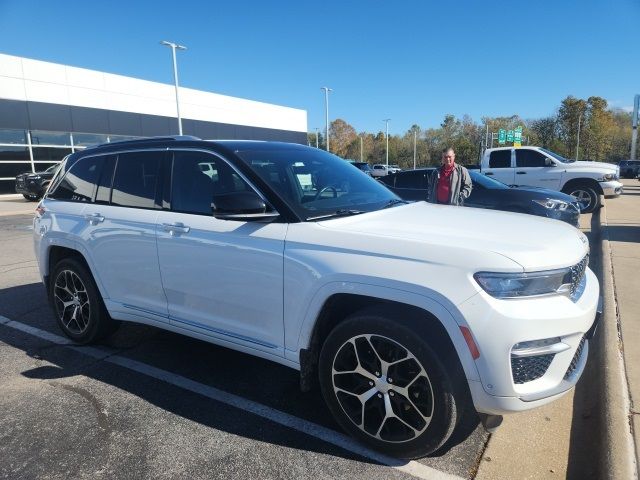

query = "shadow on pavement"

[
  {"left": 0, "top": 282, "right": 480, "bottom": 472},
  {"left": 605, "top": 225, "right": 640, "bottom": 243}
]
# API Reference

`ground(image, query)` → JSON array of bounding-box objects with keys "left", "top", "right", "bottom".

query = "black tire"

[
  {"left": 50, "top": 258, "right": 119, "bottom": 344},
  {"left": 318, "top": 308, "right": 467, "bottom": 459},
  {"left": 22, "top": 194, "right": 38, "bottom": 201},
  {"left": 564, "top": 184, "right": 600, "bottom": 213}
]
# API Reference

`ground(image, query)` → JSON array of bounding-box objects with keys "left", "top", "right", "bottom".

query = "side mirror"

[
  {"left": 545, "top": 158, "right": 556, "bottom": 167},
  {"left": 213, "top": 191, "right": 279, "bottom": 221}
]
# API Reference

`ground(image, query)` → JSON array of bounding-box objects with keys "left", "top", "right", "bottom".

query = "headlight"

[
  {"left": 532, "top": 198, "right": 569, "bottom": 210},
  {"left": 602, "top": 173, "right": 617, "bottom": 181},
  {"left": 474, "top": 269, "right": 571, "bottom": 298},
  {"left": 31, "top": 175, "right": 41, "bottom": 180}
]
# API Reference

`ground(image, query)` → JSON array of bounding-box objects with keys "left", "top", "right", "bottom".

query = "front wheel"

[
  {"left": 565, "top": 185, "right": 600, "bottom": 213},
  {"left": 318, "top": 310, "right": 465, "bottom": 459}
]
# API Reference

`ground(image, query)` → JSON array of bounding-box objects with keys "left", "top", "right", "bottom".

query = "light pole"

[
  {"left": 413, "top": 129, "right": 417, "bottom": 169},
  {"left": 321, "top": 87, "right": 332, "bottom": 151},
  {"left": 631, "top": 95, "right": 639, "bottom": 160},
  {"left": 314, "top": 128, "right": 319, "bottom": 148},
  {"left": 360, "top": 135, "right": 364, "bottom": 162},
  {"left": 383, "top": 119, "right": 391, "bottom": 168},
  {"left": 160, "top": 40, "right": 187, "bottom": 135}
]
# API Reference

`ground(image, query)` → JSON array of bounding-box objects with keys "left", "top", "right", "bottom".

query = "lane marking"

[{"left": 0, "top": 315, "right": 463, "bottom": 480}]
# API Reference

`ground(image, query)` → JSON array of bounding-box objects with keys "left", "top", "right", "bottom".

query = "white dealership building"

[{"left": 0, "top": 53, "right": 308, "bottom": 194}]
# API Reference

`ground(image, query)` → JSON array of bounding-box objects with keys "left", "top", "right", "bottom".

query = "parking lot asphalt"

[{"left": 0, "top": 204, "right": 487, "bottom": 480}]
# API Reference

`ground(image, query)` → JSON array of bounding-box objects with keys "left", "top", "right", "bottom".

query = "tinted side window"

[
  {"left": 489, "top": 150, "right": 511, "bottom": 168},
  {"left": 516, "top": 149, "right": 546, "bottom": 168},
  {"left": 395, "top": 171, "right": 428, "bottom": 189},
  {"left": 111, "top": 152, "right": 162, "bottom": 209},
  {"left": 49, "top": 155, "right": 103, "bottom": 202},
  {"left": 171, "top": 150, "right": 252, "bottom": 216},
  {"left": 95, "top": 155, "right": 117, "bottom": 205}
]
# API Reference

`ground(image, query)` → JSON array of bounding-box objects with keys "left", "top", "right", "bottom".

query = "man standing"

[{"left": 427, "top": 147, "right": 472, "bottom": 205}]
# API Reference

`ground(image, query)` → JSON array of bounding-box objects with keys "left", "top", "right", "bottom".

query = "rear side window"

[
  {"left": 49, "top": 155, "right": 104, "bottom": 202},
  {"left": 395, "top": 171, "right": 428, "bottom": 189},
  {"left": 489, "top": 150, "right": 511, "bottom": 168},
  {"left": 111, "top": 152, "right": 162, "bottom": 209},
  {"left": 516, "top": 149, "right": 547, "bottom": 168}
]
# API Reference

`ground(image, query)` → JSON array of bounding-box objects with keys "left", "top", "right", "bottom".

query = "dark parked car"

[
  {"left": 619, "top": 160, "right": 640, "bottom": 178},
  {"left": 379, "top": 168, "right": 581, "bottom": 226},
  {"left": 348, "top": 161, "right": 373, "bottom": 176},
  {"left": 15, "top": 164, "right": 60, "bottom": 201}
]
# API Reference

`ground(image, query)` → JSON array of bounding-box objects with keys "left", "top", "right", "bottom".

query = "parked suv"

[
  {"left": 15, "top": 164, "right": 60, "bottom": 200},
  {"left": 371, "top": 164, "right": 401, "bottom": 177},
  {"left": 619, "top": 160, "right": 640, "bottom": 178},
  {"left": 34, "top": 137, "right": 599, "bottom": 459}
]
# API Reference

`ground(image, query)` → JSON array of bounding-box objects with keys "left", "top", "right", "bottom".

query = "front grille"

[
  {"left": 568, "top": 254, "right": 589, "bottom": 298},
  {"left": 511, "top": 354, "right": 555, "bottom": 384},
  {"left": 564, "top": 336, "right": 587, "bottom": 379}
]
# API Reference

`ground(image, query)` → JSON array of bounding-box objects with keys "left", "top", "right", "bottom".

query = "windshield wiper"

[
  {"left": 382, "top": 199, "right": 409, "bottom": 209},
  {"left": 307, "top": 209, "right": 366, "bottom": 221}
]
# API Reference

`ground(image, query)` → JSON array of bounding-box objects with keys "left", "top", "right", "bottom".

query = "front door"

[
  {"left": 156, "top": 150, "right": 286, "bottom": 355},
  {"left": 484, "top": 149, "right": 514, "bottom": 185},
  {"left": 514, "top": 149, "right": 562, "bottom": 190}
]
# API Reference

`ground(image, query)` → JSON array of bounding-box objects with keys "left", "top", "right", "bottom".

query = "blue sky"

[{"left": 0, "top": 0, "right": 637, "bottom": 135}]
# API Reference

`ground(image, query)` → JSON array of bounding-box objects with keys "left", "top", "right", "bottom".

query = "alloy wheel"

[
  {"left": 53, "top": 269, "right": 91, "bottom": 335},
  {"left": 331, "top": 334, "right": 434, "bottom": 443},
  {"left": 570, "top": 188, "right": 593, "bottom": 212}
]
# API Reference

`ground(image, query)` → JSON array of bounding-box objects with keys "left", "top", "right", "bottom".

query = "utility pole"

[
  {"left": 383, "top": 119, "right": 391, "bottom": 168},
  {"left": 632, "top": 94, "right": 639, "bottom": 160},
  {"left": 576, "top": 113, "right": 582, "bottom": 161},
  {"left": 413, "top": 130, "right": 417, "bottom": 169},
  {"left": 315, "top": 128, "right": 319, "bottom": 148},
  {"left": 321, "top": 87, "right": 332, "bottom": 151},
  {"left": 360, "top": 135, "right": 363, "bottom": 162}
]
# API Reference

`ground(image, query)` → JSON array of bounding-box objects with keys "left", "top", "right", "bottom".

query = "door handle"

[
  {"left": 485, "top": 172, "right": 494, "bottom": 176},
  {"left": 516, "top": 171, "right": 527, "bottom": 175},
  {"left": 84, "top": 213, "right": 105, "bottom": 225},
  {"left": 162, "top": 223, "right": 190, "bottom": 235}
]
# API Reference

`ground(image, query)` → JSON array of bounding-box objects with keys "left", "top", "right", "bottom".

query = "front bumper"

[
  {"left": 600, "top": 180, "right": 623, "bottom": 198},
  {"left": 458, "top": 267, "right": 600, "bottom": 415},
  {"left": 15, "top": 179, "right": 44, "bottom": 196}
]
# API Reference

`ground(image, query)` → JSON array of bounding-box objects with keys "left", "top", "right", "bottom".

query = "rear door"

[
  {"left": 156, "top": 149, "right": 287, "bottom": 355},
  {"left": 79, "top": 150, "right": 168, "bottom": 318},
  {"left": 484, "top": 149, "right": 514, "bottom": 185},
  {"left": 515, "top": 148, "right": 561, "bottom": 189},
  {"left": 392, "top": 170, "right": 430, "bottom": 201}
]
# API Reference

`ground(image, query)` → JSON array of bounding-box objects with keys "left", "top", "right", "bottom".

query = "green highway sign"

[
  {"left": 498, "top": 129, "right": 506, "bottom": 144},
  {"left": 506, "top": 130, "right": 514, "bottom": 142},
  {"left": 514, "top": 126, "right": 522, "bottom": 142}
]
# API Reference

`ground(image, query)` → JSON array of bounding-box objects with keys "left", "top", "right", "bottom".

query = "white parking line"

[{"left": 0, "top": 315, "right": 463, "bottom": 480}]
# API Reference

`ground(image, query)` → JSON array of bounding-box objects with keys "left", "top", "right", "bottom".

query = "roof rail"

[{"left": 88, "top": 135, "right": 201, "bottom": 149}]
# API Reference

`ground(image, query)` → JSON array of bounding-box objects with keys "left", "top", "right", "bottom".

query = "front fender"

[{"left": 286, "top": 276, "right": 481, "bottom": 383}]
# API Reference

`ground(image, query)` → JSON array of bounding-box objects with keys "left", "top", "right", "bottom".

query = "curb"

[{"left": 595, "top": 202, "right": 638, "bottom": 479}]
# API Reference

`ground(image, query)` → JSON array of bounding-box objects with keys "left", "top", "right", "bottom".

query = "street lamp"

[
  {"left": 383, "top": 119, "right": 391, "bottom": 168},
  {"left": 160, "top": 40, "right": 187, "bottom": 135},
  {"left": 360, "top": 135, "right": 364, "bottom": 162},
  {"left": 321, "top": 87, "right": 332, "bottom": 151},
  {"left": 314, "top": 128, "right": 319, "bottom": 148},
  {"left": 575, "top": 113, "right": 582, "bottom": 161}
]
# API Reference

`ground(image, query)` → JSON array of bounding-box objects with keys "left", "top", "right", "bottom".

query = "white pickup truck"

[{"left": 480, "top": 146, "right": 622, "bottom": 213}]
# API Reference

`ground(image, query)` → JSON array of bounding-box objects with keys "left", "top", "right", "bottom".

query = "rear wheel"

[
  {"left": 50, "top": 258, "right": 119, "bottom": 344},
  {"left": 564, "top": 184, "right": 600, "bottom": 213},
  {"left": 318, "top": 309, "right": 465, "bottom": 458}
]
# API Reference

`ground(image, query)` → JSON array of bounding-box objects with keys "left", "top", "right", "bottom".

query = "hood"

[
  {"left": 564, "top": 160, "right": 617, "bottom": 172},
  {"left": 317, "top": 202, "right": 588, "bottom": 271},
  {"left": 509, "top": 185, "right": 577, "bottom": 202}
]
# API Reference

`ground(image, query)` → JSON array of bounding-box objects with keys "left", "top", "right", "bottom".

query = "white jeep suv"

[{"left": 34, "top": 137, "right": 599, "bottom": 459}]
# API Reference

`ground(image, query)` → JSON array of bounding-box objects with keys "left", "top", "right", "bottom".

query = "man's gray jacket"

[{"left": 426, "top": 164, "right": 473, "bottom": 206}]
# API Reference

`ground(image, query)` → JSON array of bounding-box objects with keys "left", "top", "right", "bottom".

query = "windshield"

[
  {"left": 235, "top": 147, "right": 400, "bottom": 221},
  {"left": 44, "top": 164, "right": 59, "bottom": 173},
  {"left": 540, "top": 147, "right": 574, "bottom": 163},
  {"left": 469, "top": 170, "right": 510, "bottom": 189}
]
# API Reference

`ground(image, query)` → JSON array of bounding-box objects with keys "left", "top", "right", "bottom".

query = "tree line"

[{"left": 307, "top": 96, "right": 634, "bottom": 169}]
